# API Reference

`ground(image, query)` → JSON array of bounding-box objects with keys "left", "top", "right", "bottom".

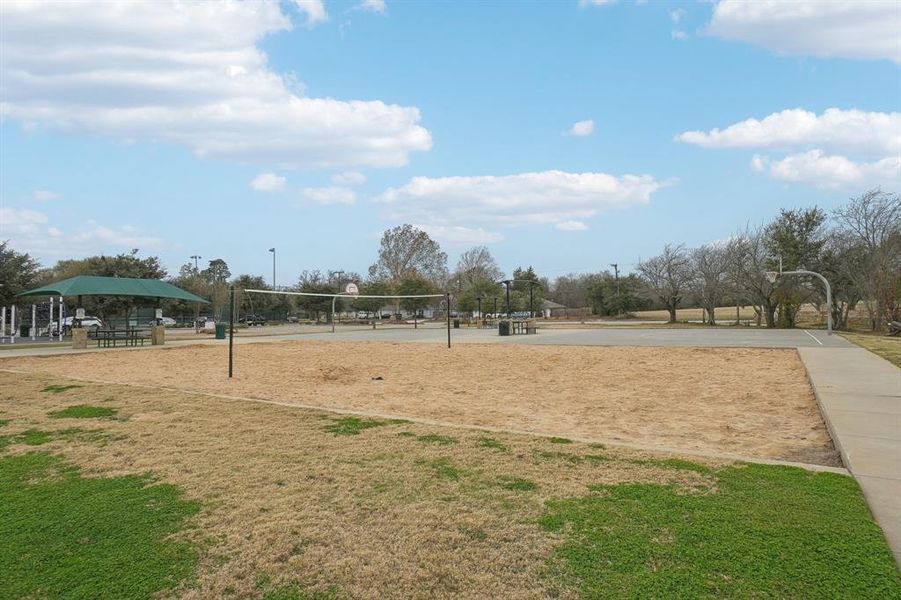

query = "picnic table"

[
  {"left": 92, "top": 328, "right": 152, "bottom": 348},
  {"left": 511, "top": 320, "right": 539, "bottom": 335}
]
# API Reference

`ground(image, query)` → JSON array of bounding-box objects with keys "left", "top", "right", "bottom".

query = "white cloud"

[
  {"left": 706, "top": 0, "right": 901, "bottom": 64},
  {"left": 751, "top": 151, "right": 901, "bottom": 189},
  {"left": 292, "top": 0, "right": 328, "bottom": 26},
  {"left": 555, "top": 220, "right": 589, "bottom": 231},
  {"left": 670, "top": 8, "right": 684, "bottom": 23},
  {"left": 300, "top": 186, "right": 357, "bottom": 205},
  {"left": 250, "top": 172, "right": 287, "bottom": 192},
  {"left": 678, "top": 107, "right": 900, "bottom": 189},
  {"left": 0, "top": 207, "right": 167, "bottom": 258},
  {"left": 0, "top": 206, "right": 48, "bottom": 238},
  {"left": 579, "top": 0, "right": 616, "bottom": 7},
  {"left": 676, "top": 108, "right": 900, "bottom": 156},
  {"left": 0, "top": 1, "right": 431, "bottom": 170},
  {"left": 375, "top": 170, "right": 664, "bottom": 240},
  {"left": 331, "top": 171, "right": 367, "bottom": 186},
  {"left": 30, "top": 190, "right": 62, "bottom": 202},
  {"left": 358, "top": 0, "right": 386, "bottom": 13},
  {"left": 671, "top": 30, "right": 688, "bottom": 41},
  {"left": 569, "top": 119, "right": 596, "bottom": 137},
  {"left": 414, "top": 225, "right": 504, "bottom": 246}
]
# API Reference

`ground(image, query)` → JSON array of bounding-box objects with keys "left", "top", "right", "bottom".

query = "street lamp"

[
  {"left": 268, "top": 248, "right": 276, "bottom": 289},
  {"left": 765, "top": 269, "right": 833, "bottom": 334},
  {"left": 190, "top": 255, "right": 201, "bottom": 271}
]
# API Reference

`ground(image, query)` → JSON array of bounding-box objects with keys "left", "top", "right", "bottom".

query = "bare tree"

[
  {"left": 690, "top": 244, "right": 730, "bottom": 326},
  {"left": 725, "top": 226, "right": 780, "bottom": 327},
  {"left": 368, "top": 224, "right": 448, "bottom": 286},
  {"left": 638, "top": 244, "right": 692, "bottom": 323},
  {"left": 454, "top": 246, "right": 502, "bottom": 287},
  {"left": 833, "top": 189, "right": 901, "bottom": 330}
]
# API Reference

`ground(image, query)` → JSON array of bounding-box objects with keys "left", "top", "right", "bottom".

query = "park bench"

[
  {"left": 93, "top": 328, "right": 151, "bottom": 348},
  {"left": 889, "top": 321, "right": 901, "bottom": 336}
]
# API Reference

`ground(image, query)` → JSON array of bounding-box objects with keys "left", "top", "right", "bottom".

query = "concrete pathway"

[{"left": 799, "top": 346, "right": 901, "bottom": 566}]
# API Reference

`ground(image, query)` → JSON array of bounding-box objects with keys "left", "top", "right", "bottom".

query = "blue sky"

[{"left": 1, "top": 0, "right": 899, "bottom": 283}]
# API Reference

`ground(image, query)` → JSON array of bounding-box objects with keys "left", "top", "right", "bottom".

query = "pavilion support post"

[
  {"left": 72, "top": 327, "right": 88, "bottom": 349},
  {"left": 151, "top": 296, "right": 165, "bottom": 345},
  {"left": 31, "top": 304, "right": 36, "bottom": 340}
]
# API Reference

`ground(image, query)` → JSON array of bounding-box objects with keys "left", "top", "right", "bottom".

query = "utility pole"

[{"left": 268, "top": 248, "right": 276, "bottom": 289}]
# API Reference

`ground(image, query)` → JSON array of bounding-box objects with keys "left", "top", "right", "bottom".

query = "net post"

[
  {"left": 228, "top": 286, "right": 235, "bottom": 378},
  {"left": 445, "top": 292, "right": 451, "bottom": 348}
]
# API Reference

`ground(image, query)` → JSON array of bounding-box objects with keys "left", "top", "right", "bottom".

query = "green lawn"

[
  {"left": 0, "top": 452, "right": 199, "bottom": 600},
  {"left": 540, "top": 463, "right": 901, "bottom": 598},
  {"left": 49, "top": 404, "right": 118, "bottom": 419}
]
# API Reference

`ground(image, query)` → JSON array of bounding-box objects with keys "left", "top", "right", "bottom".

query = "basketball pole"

[{"left": 446, "top": 292, "right": 451, "bottom": 349}]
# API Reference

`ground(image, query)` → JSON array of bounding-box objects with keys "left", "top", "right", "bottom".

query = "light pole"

[
  {"left": 609, "top": 263, "right": 620, "bottom": 314},
  {"left": 765, "top": 269, "right": 833, "bottom": 335},
  {"left": 268, "top": 248, "right": 276, "bottom": 289},
  {"left": 476, "top": 296, "right": 482, "bottom": 320},
  {"left": 190, "top": 255, "right": 201, "bottom": 332}
]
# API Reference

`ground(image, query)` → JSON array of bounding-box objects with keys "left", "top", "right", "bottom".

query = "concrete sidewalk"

[{"left": 799, "top": 346, "right": 901, "bottom": 566}]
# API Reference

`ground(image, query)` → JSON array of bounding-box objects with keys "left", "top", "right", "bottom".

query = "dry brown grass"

[
  {"left": 0, "top": 370, "right": 726, "bottom": 599},
  {"left": 1, "top": 340, "right": 838, "bottom": 465},
  {"left": 841, "top": 332, "right": 901, "bottom": 368},
  {"left": 630, "top": 306, "right": 760, "bottom": 322}
]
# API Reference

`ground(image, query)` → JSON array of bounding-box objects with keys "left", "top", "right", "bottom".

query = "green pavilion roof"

[{"left": 17, "top": 276, "right": 210, "bottom": 303}]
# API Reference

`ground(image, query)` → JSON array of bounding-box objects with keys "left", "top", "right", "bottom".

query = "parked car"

[
  {"left": 146, "top": 316, "right": 177, "bottom": 327},
  {"left": 196, "top": 316, "right": 216, "bottom": 326},
  {"left": 51, "top": 316, "right": 104, "bottom": 334},
  {"left": 241, "top": 314, "right": 267, "bottom": 326},
  {"left": 286, "top": 314, "right": 300, "bottom": 323}
]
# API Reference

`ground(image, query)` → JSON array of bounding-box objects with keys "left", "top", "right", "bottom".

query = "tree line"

[
  {"left": 1, "top": 189, "right": 897, "bottom": 330},
  {"left": 634, "top": 189, "right": 899, "bottom": 331}
]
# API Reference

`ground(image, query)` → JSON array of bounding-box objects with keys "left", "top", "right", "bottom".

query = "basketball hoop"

[
  {"left": 344, "top": 282, "right": 359, "bottom": 296},
  {"left": 764, "top": 271, "right": 779, "bottom": 284}
]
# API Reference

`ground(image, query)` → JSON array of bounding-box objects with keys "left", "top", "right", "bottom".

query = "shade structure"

[{"left": 17, "top": 276, "right": 210, "bottom": 303}]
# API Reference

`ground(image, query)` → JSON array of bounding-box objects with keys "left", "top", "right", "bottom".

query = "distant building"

[{"left": 541, "top": 299, "right": 567, "bottom": 318}]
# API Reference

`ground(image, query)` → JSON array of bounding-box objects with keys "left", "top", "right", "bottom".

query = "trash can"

[
  {"left": 498, "top": 320, "right": 511, "bottom": 336},
  {"left": 20, "top": 322, "right": 30, "bottom": 337},
  {"left": 453, "top": 319, "right": 460, "bottom": 329},
  {"left": 215, "top": 323, "right": 227, "bottom": 339}
]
